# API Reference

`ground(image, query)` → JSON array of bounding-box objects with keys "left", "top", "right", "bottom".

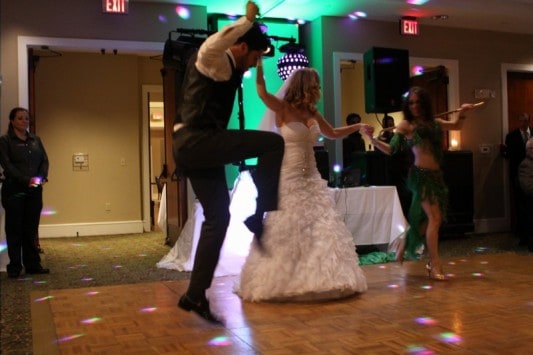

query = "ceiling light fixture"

[{"left": 273, "top": 37, "right": 309, "bottom": 80}]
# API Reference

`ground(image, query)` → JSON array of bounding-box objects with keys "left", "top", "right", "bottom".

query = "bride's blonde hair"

[{"left": 283, "top": 68, "right": 320, "bottom": 114}]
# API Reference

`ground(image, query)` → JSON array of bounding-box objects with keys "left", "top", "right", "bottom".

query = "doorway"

[
  {"left": 20, "top": 36, "right": 164, "bottom": 236},
  {"left": 501, "top": 63, "right": 533, "bottom": 229}
]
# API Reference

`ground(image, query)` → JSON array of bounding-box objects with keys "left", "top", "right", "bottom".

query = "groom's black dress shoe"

[
  {"left": 178, "top": 294, "right": 223, "bottom": 325},
  {"left": 26, "top": 266, "right": 50, "bottom": 275},
  {"left": 244, "top": 215, "right": 264, "bottom": 250}
]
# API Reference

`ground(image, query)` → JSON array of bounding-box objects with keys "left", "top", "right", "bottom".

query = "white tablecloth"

[
  {"left": 157, "top": 172, "right": 408, "bottom": 276},
  {"left": 331, "top": 186, "right": 407, "bottom": 246}
]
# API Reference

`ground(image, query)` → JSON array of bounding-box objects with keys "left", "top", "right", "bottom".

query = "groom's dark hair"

[{"left": 235, "top": 22, "right": 270, "bottom": 52}]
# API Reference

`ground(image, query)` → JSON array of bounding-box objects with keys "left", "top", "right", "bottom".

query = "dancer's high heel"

[{"left": 425, "top": 262, "right": 447, "bottom": 281}]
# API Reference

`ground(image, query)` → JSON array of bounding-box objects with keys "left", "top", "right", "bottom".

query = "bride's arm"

[
  {"left": 256, "top": 58, "right": 284, "bottom": 113},
  {"left": 314, "top": 113, "right": 366, "bottom": 140}
]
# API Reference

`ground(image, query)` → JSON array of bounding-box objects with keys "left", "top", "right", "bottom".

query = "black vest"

[{"left": 176, "top": 52, "right": 242, "bottom": 130}]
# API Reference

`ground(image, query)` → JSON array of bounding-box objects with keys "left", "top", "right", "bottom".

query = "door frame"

[
  {"left": 142, "top": 85, "right": 163, "bottom": 232},
  {"left": 501, "top": 63, "right": 533, "bottom": 136},
  {"left": 18, "top": 36, "right": 163, "bottom": 233}
]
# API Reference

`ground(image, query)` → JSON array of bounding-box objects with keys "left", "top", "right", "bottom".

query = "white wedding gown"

[
  {"left": 156, "top": 171, "right": 255, "bottom": 277},
  {"left": 235, "top": 122, "right": 368, "bottom": 302}
]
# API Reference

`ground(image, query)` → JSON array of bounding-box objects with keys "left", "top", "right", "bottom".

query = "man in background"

[
  {"left": 342, "top": 113, "right": 366, "bottom": 186},
  {"left": 518, "top": 138, "right": 533, "bottom": 252},
  {"left": 342, "top": 112, "right": 366, "bottom": 167},
  {"left": 504, "top": 112, "right": 532, "bottom": 246}
]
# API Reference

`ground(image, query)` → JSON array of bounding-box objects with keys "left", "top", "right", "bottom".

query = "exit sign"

[
  {"left": 400, "top": 17, "right": 419, "bottom": 36},
  {"left": 102, "top": 0, "right": 129, "bottom": 14}
]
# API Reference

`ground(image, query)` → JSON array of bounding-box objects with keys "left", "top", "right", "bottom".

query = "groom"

[{"left": 172, "top": 1, "right": 284, "bottom": 324}]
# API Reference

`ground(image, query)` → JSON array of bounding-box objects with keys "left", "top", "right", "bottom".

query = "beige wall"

[{"left": 35, "top": 52, "right": 154, "bottom": 225}]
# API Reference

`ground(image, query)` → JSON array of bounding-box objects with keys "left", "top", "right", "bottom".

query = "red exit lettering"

[
  {"left": 103, "top": 0, "right": 128, "bottom": 14},
  {"left": 400, "top": 18, "right": 419, "bottom": 36}
]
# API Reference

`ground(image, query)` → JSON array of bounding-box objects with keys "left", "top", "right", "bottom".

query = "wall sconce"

[
  {"left": 449, "top": 130, "right": 461, "bottom": 150},
  {"left": 151, "top": 112, "right": 163, "bottom": 121}
]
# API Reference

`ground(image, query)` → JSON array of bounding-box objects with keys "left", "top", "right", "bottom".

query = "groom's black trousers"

[{"left": 173, "top": 128, "right": 284, "bottom": 298}]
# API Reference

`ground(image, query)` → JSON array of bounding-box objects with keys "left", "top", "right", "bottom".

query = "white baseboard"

[
  {"left": 39, "top": 220, "right": 144, "bottom": 238},
  {"left": 474, "top": 218, "right": 510, "bottom": 234}
]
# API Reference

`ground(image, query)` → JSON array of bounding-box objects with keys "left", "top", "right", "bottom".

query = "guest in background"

[
  {"left": 378, "top": 114, "right": 395, "bottom": 144},
  {"left": 518, "top": 138, "right": 533, "bottom": 252},
  {"left": 342, "top": 113, "right": 366, "bottom": 186},
  {"left": 363, "top": 87, "right": 475, "bottom": 280},
  {"left": 0, "top": 107, "right": 49, "bottom": 278},
  {"left": 504, "top": 112, "right": 532, "bottom": 246},
  {"left": 342, "top": 113, "right": 366, "bottom": 167}
]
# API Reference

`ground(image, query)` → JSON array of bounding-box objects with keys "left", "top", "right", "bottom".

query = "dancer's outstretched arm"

[
  {"left": 436, "top": 102, "right": 481, "bottom": 130},
  {"left": 255, "top": 58, "right": 284, "bottom": 116}
]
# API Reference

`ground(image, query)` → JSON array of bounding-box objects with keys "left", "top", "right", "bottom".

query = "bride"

[{"left": 234, "top": 59, "right": 368, "bottom": 302}]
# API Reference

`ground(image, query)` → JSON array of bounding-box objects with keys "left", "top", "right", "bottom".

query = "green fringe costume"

[{"left": 389, "top": 123, "right": 448, "bottom": 259}]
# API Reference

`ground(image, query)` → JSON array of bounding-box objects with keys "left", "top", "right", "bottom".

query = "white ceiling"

[{"left": 135, "top": 0, "right": 533, "bottom": 35}]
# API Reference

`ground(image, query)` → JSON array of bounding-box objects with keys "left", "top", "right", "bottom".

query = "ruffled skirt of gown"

[{"left": 235, "top": 170, "right": 368, "bottom": 302}]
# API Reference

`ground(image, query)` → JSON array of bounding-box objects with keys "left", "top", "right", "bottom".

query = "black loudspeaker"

[{"left": 364, "top": 47, "right": 409, "bottom": 113}]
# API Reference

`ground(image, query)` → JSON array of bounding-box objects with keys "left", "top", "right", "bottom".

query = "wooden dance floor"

[{"left": 32, "top": 253, "right": 533, "bottom": 354}]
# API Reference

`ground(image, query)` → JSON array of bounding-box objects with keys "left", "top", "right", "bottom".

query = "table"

[
  {"left": 157, "top": 172, "right": 408, "bottom": 276},
  {"left": 331, "top": 186, "right": 407, "bottom": 246}
]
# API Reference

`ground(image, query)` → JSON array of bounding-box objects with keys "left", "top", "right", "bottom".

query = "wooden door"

[
  {"left": 161, "top": 64, "right": 187, "bottom": 247},
  {"left": 507, "top": 71, "right": 533, "bottom": 131},
  {"left": 160, "top": 41, "right": 199, "bottom": 246},
  {"left": 410, "top": 65, "right": 449, "bottom": 149},
  {"left": 506, "top": 71, "right": 533, "bottom": 229},
  {"left": 28, "top": 49, "right": 37, "bottom": 133}
]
